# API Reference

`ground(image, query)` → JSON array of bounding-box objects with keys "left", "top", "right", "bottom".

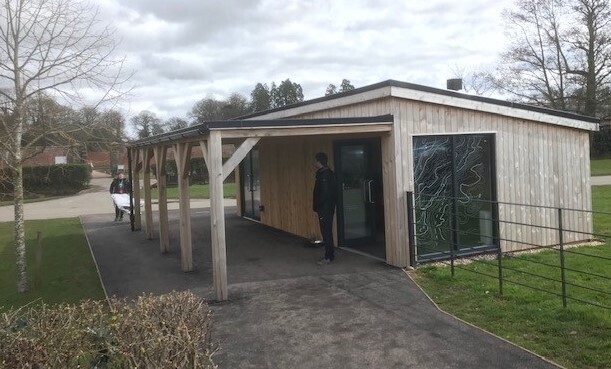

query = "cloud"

[{"left": 95, "top": 0, "right": 515, "bottom": 120}]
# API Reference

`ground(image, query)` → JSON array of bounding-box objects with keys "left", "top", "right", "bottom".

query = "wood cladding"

[
  {"left": 394, "top": 98, "right": 592, "bottom": 252},
  {"left": 258, "top": 136, "right": 334, "bottom": 241},
  {"left": 248, "top": 96, "right": 593, "bottom": 266}
]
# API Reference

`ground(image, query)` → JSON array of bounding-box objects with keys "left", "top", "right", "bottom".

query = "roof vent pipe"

[{"left": 447, "top": 78, "right": 462, "bottom": 91}]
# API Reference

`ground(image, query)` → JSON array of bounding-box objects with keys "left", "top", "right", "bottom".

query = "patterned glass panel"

[
  {"left": 413, "top": 134, "right": 495, "bottom": 260},
  {"left": 454, "top": 135, "right": 494, "bottom": 251},
  {"left": 413, "top": 136, "right": 453, "bottom": 257}
]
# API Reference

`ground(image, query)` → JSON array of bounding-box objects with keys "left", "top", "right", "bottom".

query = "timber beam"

[
  {"left": 142, "top": 148, "right": 154, "bottom": 240},
  {"left": 153, "top": 145, "right": 169, "bottom": 253},
  {"left": 174, "top": 142, "right": 193, "bottom": 272}
]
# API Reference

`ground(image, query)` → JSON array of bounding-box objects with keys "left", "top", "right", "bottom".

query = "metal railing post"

[
  {"left": 450, "top": 197, "right": 457, "bottom": 277},
  {"left": 558, "top": 208, "right": 567, "bottom": 308},
  {"left": 406, "top": 192, "right": 417, "bottom": 268},
  {"left": 494, "top": 200, "right": 503, "bottom": 296}
]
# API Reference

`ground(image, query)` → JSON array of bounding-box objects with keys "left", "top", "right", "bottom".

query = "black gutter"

[
  {"left": 237, "top": 79, "right": 600, "bottom": 125},
  {"left": 128, "top": 115, "right": 394, "bottom": 148}
]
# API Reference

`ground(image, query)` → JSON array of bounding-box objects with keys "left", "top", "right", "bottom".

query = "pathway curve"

[{"left": 0, "top": 171, "right": 235, "bottom": 222}]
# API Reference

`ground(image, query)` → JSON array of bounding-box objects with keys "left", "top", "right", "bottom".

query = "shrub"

[
  {"left": 0, "top": 300, "right": 110, "bottom": 368},
  {"left": 0, "top": 164, "right": 91, "bottom": 199},
  {"left": 591, "top": 126, "right": 611, "bottom": 158},
  {"left": 0, "top": 291, "right": 215, "bottom": 369},
  {"left": 110, "top": 292, "right": 214, "bottom": 369}
]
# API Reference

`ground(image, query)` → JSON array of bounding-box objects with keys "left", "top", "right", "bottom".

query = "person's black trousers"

[{"left": 317, "top": 209, "right": 335, "bottom": 261}]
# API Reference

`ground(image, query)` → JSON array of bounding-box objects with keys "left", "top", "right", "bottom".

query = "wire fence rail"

[{"left": 406, "top": 192, "right": 611, "bottom": 311}]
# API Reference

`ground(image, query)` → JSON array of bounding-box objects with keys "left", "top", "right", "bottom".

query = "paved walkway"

[
  {"left": 592, "top": 175, "right": 611, "bottom": 186},
  {"left": 0, "top": 172, "right": 236, "bottom": 222},
  {"left": 82, "top": 211, "right": 560, "bottom": 369}
]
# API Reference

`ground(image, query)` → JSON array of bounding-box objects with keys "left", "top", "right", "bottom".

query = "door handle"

[
  {"left": 361, "top": 180, "right": 367, "bottom": 202},
  {"left": 247, "top": 174, "right": 253, "bottom": 191},
  {"left": 367, "top": 180, "right": 374, "bottom": 204}
]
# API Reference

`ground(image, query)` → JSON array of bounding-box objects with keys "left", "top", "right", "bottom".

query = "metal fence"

[{"left": 406, "top": 191, "right": 611, "bottom": 311}]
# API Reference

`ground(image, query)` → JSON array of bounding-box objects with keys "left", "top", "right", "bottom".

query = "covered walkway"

[
  {"left": 126, "top": 115, "right": 395, "bottom": 301},
  {"left": 82, "top": 210, "right": 386, "bottom": 298},
  {"left": 83, "top": 211, "right": 560, "bottom": 369}
]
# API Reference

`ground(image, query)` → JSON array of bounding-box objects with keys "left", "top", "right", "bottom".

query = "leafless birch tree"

[{"left": 0, "top": 0, "right": 129, "bottom": 292}]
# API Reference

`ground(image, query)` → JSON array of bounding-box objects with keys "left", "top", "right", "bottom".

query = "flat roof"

[
  {"left": 129, "top": 115, "right": 393, "bottom": 147},
  {"left": 239, "top": 79, "right": 600, "bottom": 124},
  {"left": 129, "top": 80, "right": 600, "bottom": 148}
]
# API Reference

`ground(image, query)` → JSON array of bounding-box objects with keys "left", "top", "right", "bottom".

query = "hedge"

[
  {"left": 0, "top": 291, "right": 214, "bottom": 369},
  {"left": 151, "top": 157, "right": 235, "bottom": 185},
  {"left": 0, "top": 164, "right": 92, "bottom": 199},
  {"left": 591, "top": 126, "right": 611, "bottom": 158}
]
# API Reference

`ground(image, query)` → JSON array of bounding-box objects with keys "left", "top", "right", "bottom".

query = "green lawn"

[
  {"left": 0, "top": 218, "right": 106, "bottom": 311},
  {"left": 0, "top": 195, "right": 66, "bottom": 207},
  {"left": 591, "top": 158, "right": 611, "bottom": 176},
  {"left": 412, "top": 186, "right": 611, "bottom": 369},
  {"left": 151, "top": 182, "right": 236, "bottom": 199},
  {"left": 593, "top": 185, "right": 611, "bottom": 235}
]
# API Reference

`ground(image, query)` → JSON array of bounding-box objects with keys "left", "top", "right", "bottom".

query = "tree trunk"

[
  {"left": 584, "top": 6, "right": 597, "bottom": 117},
  {"left": 13, "top": 161, "right": 27, "bottom": 293}
]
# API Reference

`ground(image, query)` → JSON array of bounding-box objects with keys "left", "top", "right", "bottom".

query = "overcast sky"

[{"left": 97, "top": 0, "right": 515, "bottom": 122}]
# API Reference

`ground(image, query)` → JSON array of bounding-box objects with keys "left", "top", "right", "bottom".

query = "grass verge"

[
  {"left": 0, "top": 218, "right": 105, "bottom": 311},
  {"left": 412, "top": 186, "right": 611, "bottom": 369},
  {"left": 151, "top": 182, "right": 236, "bottom": 199},
  {"left": 591, "top": 158, "right": 611, "bottom": 176}
]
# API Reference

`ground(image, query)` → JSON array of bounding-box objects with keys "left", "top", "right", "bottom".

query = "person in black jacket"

[
  {"left": 109, "top": 172, "right": 131, "bottom": 221},
  {"left": 313, "top": 152, "right": 337, "bottom": 265}
]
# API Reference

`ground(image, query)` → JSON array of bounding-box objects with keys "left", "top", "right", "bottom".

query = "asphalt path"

[{"left": 83, "top": 211, "right": 562, "bottom": 369}]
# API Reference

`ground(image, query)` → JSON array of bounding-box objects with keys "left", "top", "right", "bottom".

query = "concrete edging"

[{"left": 79, "top": 216, "right": 111, "bottom": 306}]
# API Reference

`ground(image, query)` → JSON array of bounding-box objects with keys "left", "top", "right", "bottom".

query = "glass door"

[
  {"left": 241, "top": 148, "right": 260, "bottom": 221},
  {"left": 335, "top": 139, "right": 384, "bottom": 250}
]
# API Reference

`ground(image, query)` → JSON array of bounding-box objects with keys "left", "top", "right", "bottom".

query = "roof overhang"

[
  {"left": 241, "top": 80, "right": 600, "bottom": 132},
  {"left": 389, "top": 86, "right": 598, "bottom": 131},
  {"left": 128, "top": 115, "right": 393, "bottom": 148}
]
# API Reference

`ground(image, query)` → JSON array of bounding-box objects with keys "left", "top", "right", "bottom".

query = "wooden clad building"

[
  {"left": 240, "top": 80, "right": 598, "bottom": 266},
  {"left": 128, "top": 80, "right": 599, "bottom": 301}
]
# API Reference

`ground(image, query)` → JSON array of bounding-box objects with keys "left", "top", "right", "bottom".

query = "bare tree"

[
  {"left": 0, "top": 0, "right": 129, "bottom": 293},
  {"left": 223, "top": 93, "right": 251, "bottom": 119},
  {"left": 325, "top": 84, "right": 338, "bottom": 96},
  {"left": 98, "top": 109, "right": 125, "bottom": 173},
  {"left": 565, "top": 0, "right": 611, "bottom": 117},
  {"left": 131, "top": 110, "right": 164, "bottom": 138},
  {"left": 339, "top": 79, "right": 355, "bottom": 92},
  {"left": 494, "top": 0, "right": 611, "bottom": 117},
  {"left": 189, "top": 93, "right": 251, "bottom": 124},
  {"left": 166, "top": 117, "right": 188, "bottom": 131},
  {"left": 449, "top": 65, "right": 497, "bottom": 96},
  {"left": 189, "top": 97, "right": 224, "bottom": 124}
]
